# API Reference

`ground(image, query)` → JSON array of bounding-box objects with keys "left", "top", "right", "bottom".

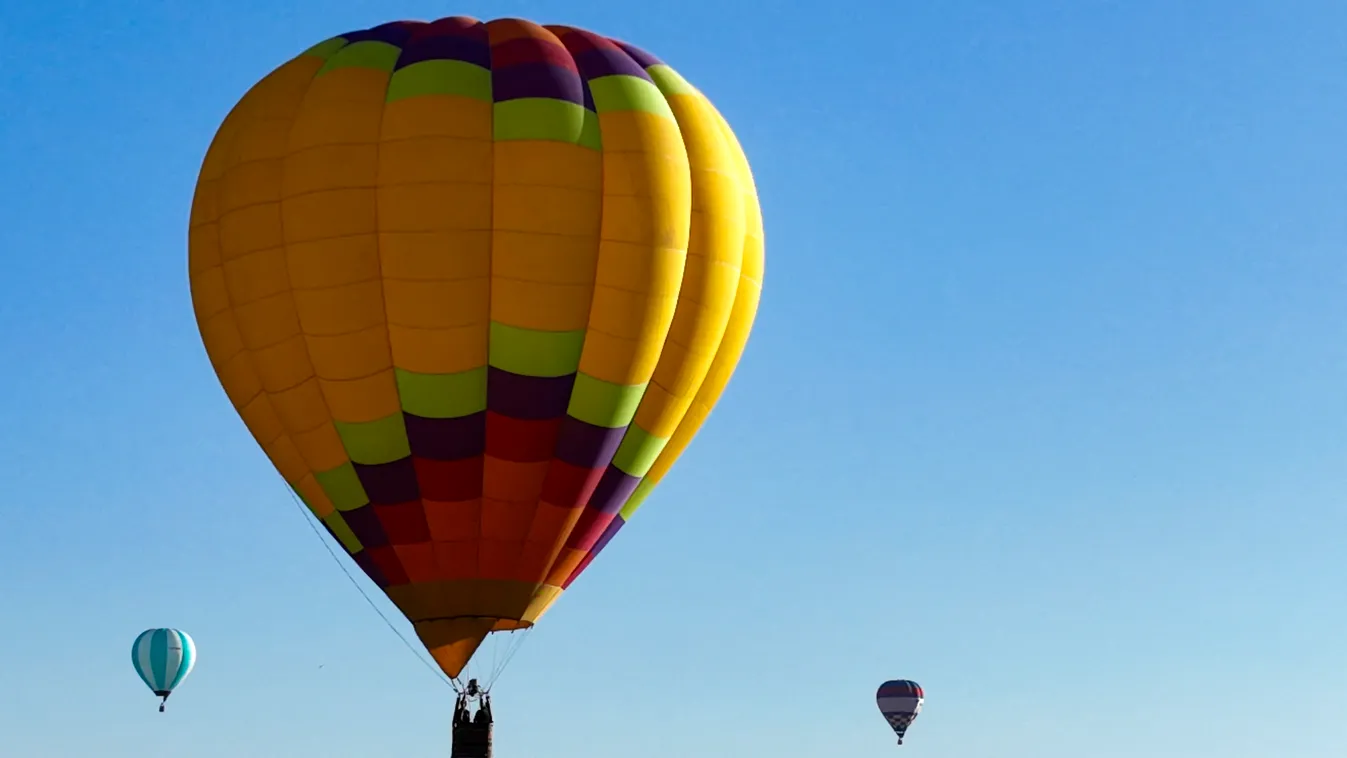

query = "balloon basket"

[{"left": 451, "top": 722, "right": 493, "bottom": 758}]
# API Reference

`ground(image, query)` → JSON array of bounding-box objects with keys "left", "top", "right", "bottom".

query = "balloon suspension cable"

[
  {"left": 449, "top": 625, "right": 535, "bottom": 697},
  {"left": 283, "top": 485, "right": 454, "bottom": 690},
  {"left": 486, "top": 627, "right": 533, "bottom": 691}
]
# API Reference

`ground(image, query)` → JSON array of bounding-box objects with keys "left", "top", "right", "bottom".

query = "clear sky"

[{"left": 2, "top": 1, "right": 1346, "bottom": 756}]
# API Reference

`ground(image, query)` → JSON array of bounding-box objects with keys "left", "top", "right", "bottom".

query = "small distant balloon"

[
  {"left": 132, "top": 628, "right": 196, "bottom": 712},
  {"left": 876, "top": 679, "right": 924, "bottom": 746}
]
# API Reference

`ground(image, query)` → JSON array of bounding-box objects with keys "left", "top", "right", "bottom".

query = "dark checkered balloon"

[{"left": 876, "top": 679, "right": 924, "bottom": 745}]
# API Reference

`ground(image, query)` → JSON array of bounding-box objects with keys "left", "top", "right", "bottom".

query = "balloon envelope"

[
  {"left": 188, "top": 15, "right": 764, "bottom": 679},
  {"left": 876, "top": 680, "right": 924, "bottom": 742},
  {"left": 132, "top": 628, "right": 196, "bottom": 696}
]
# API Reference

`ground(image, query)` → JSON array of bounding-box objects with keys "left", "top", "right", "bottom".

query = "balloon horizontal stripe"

[
  {"left": 387, "top": 61, "right": 492, "bottom": 102},
  {"left": 610, "top": 424, "right": 668, "bottom": 476},
  {"left": 320, "top": 511, "right": 362, "bottom": 552},
  {"left": 406, "top": 413, "right": 487, "bottom": 458},
  {"left": 566, "top": 374, "right": 645, "bottom": 427},
  {"left": 493, "top": 100, "right": 601, "bottom": 146},
  {"left": 493, "top": 63, "right": 588, "bottom": 105},
  {"left": 487, "top": 324, "right": 585, "bottom": 377},
  {"left": 353, "top": 458, "right": 419, "bottom": 503},
  {"left": 562, "top": 513, "right": 626, "bottom": 586},
  {"left": 878, "top": 681, "right": 925, "bottom": 698},
  {"left": 610, "top": 40, "right": 663, "bottom": 68},
  {"left": 485, "top": 413, "right": 562, "bottom": 462},
  {"left": 396, "top": 35, "right": 491, "bottom": 72},
  {"left": 333, "top": 414, "right": 411, "bottom": 465},
  {"left": 414, "top": 458, "right": 483, "bottom": 501},
  {"left": 395, "top": 369, "right": 487, "bottom": 419},
  {"left": 547, "top": 464, "right": 642, "bottom": 579},
  {"left": 486, "top": 368, "right": 574, "bottom": 419},
  {"left": 552, "top": 417, "right": 625, "bottom": 468},
  {"left": 617, "top": 479, "right": 655, "bottom": 521},
  {"left": 313, "top": 463, "right": 369, "bottom": 511},
  {"left": 301, "top": 38, "right": 348, "bottom": 59},
  {"left": 491, "top": 37, "right": 578, "bottom": 72},
  {"left": 335, "top": 23, "right": 415, "bottom": 47},
  {"left": 879, "top": 696, "right": 923, "bottom": 708},
  {"left": 539, "top": 458, "right": 606, "bottom": 508}
]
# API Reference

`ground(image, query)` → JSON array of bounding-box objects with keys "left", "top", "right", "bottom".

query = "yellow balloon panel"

[{"left": 188, "top": 17, "right": 763, "bottom": 678}]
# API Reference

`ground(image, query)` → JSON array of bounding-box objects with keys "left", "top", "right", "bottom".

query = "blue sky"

[{"left": 3, "top": 0, "right": 1347, "bottom": 755}]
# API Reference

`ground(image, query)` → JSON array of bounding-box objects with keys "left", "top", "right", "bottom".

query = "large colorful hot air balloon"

[
  {"left": 187, "top": 14, "right": 763, "bottom": 687},
  {"left": 132, "top": 628, "right": 196, "bottom": 712},
  {"left": 876, "top": 679, "right": 924, "bottom": 746}
]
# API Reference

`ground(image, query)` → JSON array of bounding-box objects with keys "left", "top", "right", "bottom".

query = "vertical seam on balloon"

[
  {"left": 172, "top": 630, "right": 189, "bottom": 690},
  {"left": 609, "top": 83, "right": 746, "bottom": 525},
  {"left": 635, "top": 100, "right": 763, "bottom": 501},
  {"left": 151, "top": 628, "right": 167, "bottom": 691},
  {"left": 273, "top": 44, "right": 356, "bottom": 550},
  {"left": 133, "top": 630, "right": 154, "bottom": 691},
  {"left": 200, "top": 87, "right": 270, "bottom": 405},
  {"left": 479, "top": 22, "right": 497, "bottom": 585},
  {"left": 641, "top": 86, "right": 739, "bottom": 406},
  {"left": 553, "top": 39, "right": 692, "bottom": 587},
  {"left": 163, "top": 630, "right": 175, "bottom": 690},
  {"left": 514, "top": 26, "right": 607, "bottom": 594},
  {"left": 533, "top": 31, "right": 601, "bottom": 588},
  {"left": 601, "top": 61, "right": 737, "bottom": 528},
  {"left": 371, "top": 35, "right": 402, "bottom": 584},
  {"left": 165, "top": 628, "right": 178, "bottom": 690},
  {"left": 202, "top": 57, "right": 329, "bottom": 526},
  {"left": 550, "top": 28, "right": 605, "bottom": 585},
  {"left": 167, "top": 629, "right": 182, "bottom": 689}
]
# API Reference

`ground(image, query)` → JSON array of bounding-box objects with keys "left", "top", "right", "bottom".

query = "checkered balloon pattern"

[{"left": 876, "top": 680, "right": 924, "bottom": 743}]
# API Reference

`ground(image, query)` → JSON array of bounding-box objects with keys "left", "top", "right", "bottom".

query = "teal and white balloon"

[{"left": 132, "top": 628, "right": 196, "bottom": 712}]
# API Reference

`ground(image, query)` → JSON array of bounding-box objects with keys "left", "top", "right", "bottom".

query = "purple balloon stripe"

[
  {"left": 404, "top": 412, "right": 486, "bottom": 461},
  {"left": 590, "top": 514, "right": 625, "bottom": 555},
  {"left": 492, "top": 62, "right": 586, "bottom": 105},
  {"left": 344, "top": 505, "right": 390, "bottom": 549},
  {"left": 352, "top": 457, "right": 421, "bottom": 504},
  {"left": 610, "top": 39, "right": 662, "bottom": 68},
  {"left": 585, "top": 465, "right": 643, "bottom": 517},
  {"left": 353, "top": 550, "right": 390, "bottom": 588},
  {"left": 877, "top": 681, "right": 924, "bottom": 697},
  {"left": 394, "top": 36, "right": 492, "bottom": 69},
  {"left": 559, "top": 466, "right": 640, "bottom": 555},
  {"left": 486, "top": 368, "right": 574, "bottom": 420},
  {"left": 561, "top": 514, "right": 625, "bottom": 587},
  {"left": 409, "top": 17, "right": 488, "bottom": 43},
  {"left": 340, "top": 21, "right": 417, "bottom": 47},
  {"left": 553, "top": 417, "right": 627, "bottom": 469},
  {"left": 570, "top": 47, "right": 651, "bottom": 82},
  {"left": 878, "top": 680, "right": 922, "bottom": 690}
]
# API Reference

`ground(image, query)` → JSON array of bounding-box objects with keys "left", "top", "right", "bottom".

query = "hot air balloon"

[
  {"left": 132, "top": 628, "right": 196, "bottom": 712},
  {"left": 876, "top": 679, "right": 924, "bottom": 746},
  {"left": 187, "top": 13, "right": 763, "bottom": 752}
]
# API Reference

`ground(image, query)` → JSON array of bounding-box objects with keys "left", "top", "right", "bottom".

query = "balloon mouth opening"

[{"left": 416, "top": 617, "right": 538, "bottom": 679}]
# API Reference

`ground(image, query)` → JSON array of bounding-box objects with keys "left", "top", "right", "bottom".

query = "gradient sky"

[{"left": 3, "top": 1, "right": 1347, "bottom": 756}]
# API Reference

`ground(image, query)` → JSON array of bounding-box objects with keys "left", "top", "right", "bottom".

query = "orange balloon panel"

[{"left": 188, "top": 16, "right": 764, "bottom": 678}]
